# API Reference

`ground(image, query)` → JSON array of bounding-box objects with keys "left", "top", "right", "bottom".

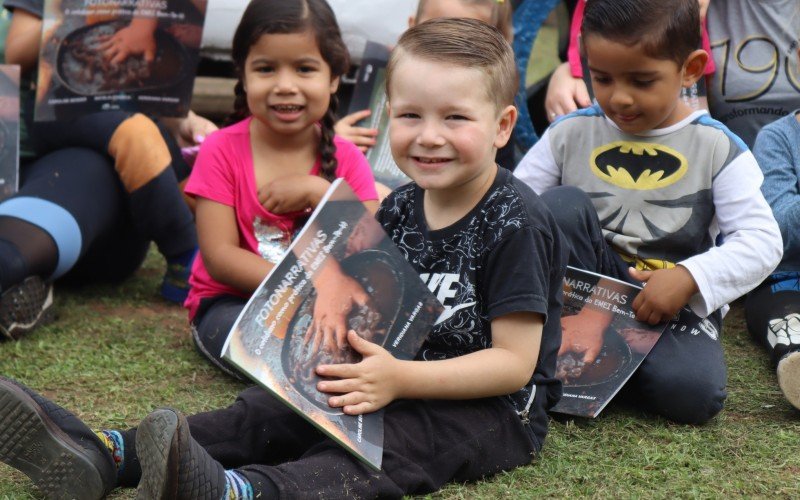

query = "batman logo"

[{"left": 590, "top": 142, "right": 688, "bottom": 190}]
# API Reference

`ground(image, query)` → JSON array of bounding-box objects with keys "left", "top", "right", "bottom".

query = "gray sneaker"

[
  {"left": 0, "top": 276, "right": 55, "bottom": 340},
  {"left": 135, "top": 408, "right": 226, "bottom": 500},
  {"left": 0, "top": 376, "right": 116, "bottom": 499},
  {"left": 777, "top": 351, "right": 800, "bottom": 411}
]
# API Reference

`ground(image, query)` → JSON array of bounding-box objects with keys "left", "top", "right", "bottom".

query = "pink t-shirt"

[{"left": 183, "top": 117, "right": 378, "bottom": 320}]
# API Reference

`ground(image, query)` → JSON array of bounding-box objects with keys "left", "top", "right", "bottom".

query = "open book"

[
  {"left": 222, "top": 179, "right": 442, "bottom": 470},
  {"left": 347, "top": 41, "right": 410, "bottom": 189},
  {"left": 551, "top": 267, "right": 668, "bottom": 418},
  {"left": 0, "top": 65, "right": 19, "bottom": 201},
  {"left": 35, "top": 0, "right": 208, "bottom": 121}
]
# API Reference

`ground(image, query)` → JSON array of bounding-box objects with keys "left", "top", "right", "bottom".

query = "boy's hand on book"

[
  {"left": 335, "top": 110, "right": 379, "bottom": 152},
  {"left": 305, "top": 274, "right": 370, "bottom": 353},
  {"left": 629, "top": 266, "right": 698, "bottom": 325},
  {"left": 316, "top": 330, "right": 400, "bottom": 415},
  {"left": 559, "top": 314, "right": 604, "bottom": 364},
  {"left": 259, "top": 175, "right": 329, "bottom": 214}
]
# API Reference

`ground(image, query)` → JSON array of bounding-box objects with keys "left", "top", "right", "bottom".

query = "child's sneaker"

[
  {"left": 0, "top": 276, "right": 54, "bottom": 340},
  {"left": 161, "top": 250, "right": 196, "bottom": 304},
  {"left": 777, "top": 351, "right": 800, "bottom": 411},
  {"left": 0, "top": 376, "right": 117, "bottom": 499},
  {"left": 136, "top": 408, "right": 226, "bottom": 500}
]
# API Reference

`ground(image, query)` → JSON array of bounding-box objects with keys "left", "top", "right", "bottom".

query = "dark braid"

[
  {"left": 225, "top": 80, "right": 250, "bottom": 126},
  {"left": 318, "top": 94, "right": 339, "bottom": 182}
]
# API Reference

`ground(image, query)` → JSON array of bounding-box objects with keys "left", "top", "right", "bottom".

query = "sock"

[
  {"left": 223, "top": 470, "right": 254, "bottom": 500},
  {"left": 95, "top": 430, "right": 125, "bottom": 473}
]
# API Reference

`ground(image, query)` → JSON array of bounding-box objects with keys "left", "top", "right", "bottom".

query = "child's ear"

[
  {"left": 493, "top": 105, "right": 518, "bottom": 149},
  {"left": 681, "top": 49, "right": 708, "bottom": 87},
  {"left": 330, "top": 76, "right": 340, "bottom": 94}
]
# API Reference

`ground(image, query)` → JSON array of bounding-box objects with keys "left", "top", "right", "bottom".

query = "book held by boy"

[
  {"left": 222, "top": 179, "right": 443, "bottom": 470},
  {"left": 35, "top": 0, "right": 208, "bottom": 121},
  {"left": 347, "top": 41, "right": 410, "bottom": 189},
  {"left": 0, "top": 65, "right": 19, "bottom": 201},
  {"left": 551, "top": 266, "right": 667, "bottom": 418}
]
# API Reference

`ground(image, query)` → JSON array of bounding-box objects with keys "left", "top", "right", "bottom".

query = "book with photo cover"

[
  {"left": 551, "top": 266, "right": 668, "bottom": 418},
  {"left": 221, "top": 179, "right": 443, "bottom": 470},
  {"left": 0, "top": 65, "right": 20, "bottom": 201},
  {"left": 35, "top": 0, "right": 208, "bottom": 121},
  {"left": 347, "top": 41, "right": 410, "bottom": 189}
]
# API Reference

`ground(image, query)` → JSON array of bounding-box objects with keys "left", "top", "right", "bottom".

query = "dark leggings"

[
  {"left": 541, "top": 186, "right": 727, "bottom": 424},
  {"left": 119, "top": 387, "right": 537, "bottom": 498},
  {"left": 744, "top": 273, "right": 800, "bottom": 365},
  {"left": 191, "top": 295, "right": 249, "bottom": 380}
]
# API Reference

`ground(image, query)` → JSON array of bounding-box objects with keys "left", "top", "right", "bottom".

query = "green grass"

[{"left": 1, "top": 248, "right": 799, "bottom": 498}]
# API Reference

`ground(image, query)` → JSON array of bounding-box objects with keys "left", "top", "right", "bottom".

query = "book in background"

[
  {"left": 347, "top": 41, "right": 410, "bottom": 189},
  {"left": 551, "top": 267, "right": 667, "bottom": 418},
  {"left": 0, "top": 65, "right": 19, "bottom": 201},
  {"left": 35, "top": 0, "right": 208, "bottom": 121},
  {"left": 222, "top": 179, "right": 443, "bottom": 470}
]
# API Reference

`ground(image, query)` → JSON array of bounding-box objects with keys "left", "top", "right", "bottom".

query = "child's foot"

[
  {"left": 135, "top": 408, "right": 226, "bottom": 500},
  {"left": 0, "top": 276, "right": 54, "bottom": 340},
  {"left": 0, "top": 376, "right": 116, "bottom": 499},
  {"left": 161, "top": 249, "right": 196, "bottom": 304},
  {"left": 777, "top": 351, "right": 800, "bottom": 411}
]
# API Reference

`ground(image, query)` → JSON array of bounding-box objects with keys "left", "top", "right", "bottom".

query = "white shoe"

[{"left": 777, "top": 351, "right": 800, "bottom": 411}]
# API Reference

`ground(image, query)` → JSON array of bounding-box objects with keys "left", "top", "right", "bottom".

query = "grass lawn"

[{"left": 0, "top": 248, "right": 799, "bottom": 498}]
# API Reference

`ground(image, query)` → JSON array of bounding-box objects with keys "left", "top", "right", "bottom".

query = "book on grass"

[
  {"left": 347, "top": 41, "right": 410, "bottom": 189},
  {"left": 35, "top": 0, "right": 208, "bottom": 121},
  {"left": 0, "top": 65, "right": 19, "bottom": 201},
  {"left": 550, "top": 266, "right": 668, "bottom": 418},
  {"left": 221, "top": 179, "right": 443, "bottom": 470}
]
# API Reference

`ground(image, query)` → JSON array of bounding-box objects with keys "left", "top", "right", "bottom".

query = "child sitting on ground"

[
  {"left": 0, "top": 15, "right": 567, "bottom": 499},
  {"left": 515, "top": 0, "right": 783, "bottom": 424}
]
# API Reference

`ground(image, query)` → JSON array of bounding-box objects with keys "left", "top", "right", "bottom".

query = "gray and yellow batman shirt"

[{"left": 515, "top": 104, "right": 782, "bottom": 318}]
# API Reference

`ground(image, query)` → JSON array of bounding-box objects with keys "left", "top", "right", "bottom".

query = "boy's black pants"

[
  {"left": 541, "top": 186, "right": 727, "bottom": 424},
  {"left": 120, "top": 387, "right": 537, "bottom": 498}
]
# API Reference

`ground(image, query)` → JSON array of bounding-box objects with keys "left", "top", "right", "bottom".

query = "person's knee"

[{"left": 637, "top": 369, "right": 727, "bottom": 424}]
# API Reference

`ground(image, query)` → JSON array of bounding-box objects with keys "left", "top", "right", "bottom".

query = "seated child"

[
  {"left": 744, "top": 41, "right": 800, "bottom": 410},
  {"left": 0, "top": 16, "right": 567, "bottom": 499},
  {"left": 515, "top": 0, "right": 783, "bottom": 424}
]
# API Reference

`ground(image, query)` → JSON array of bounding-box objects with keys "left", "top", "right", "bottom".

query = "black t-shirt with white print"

[{"left": 377, "top": 167, "right": 567, "bottom": 449}]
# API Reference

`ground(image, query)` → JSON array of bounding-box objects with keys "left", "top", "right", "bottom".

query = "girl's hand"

[
  {"left": 698, "top": 0, "right": 710, "bottom": 20},
  {"left": 334, "top": 110, "right": 379, "bottom": 152},
  {"left": 316, "top": 330, "right": 400, "bottom": 415},
  {"left": 258, "top": 175, "right": 330, "bottom": 214},
  {"left": 304, "top": 273, "right": 370, "bottom": 353},
  {"left": 629, "top": 266, "right": 699, "bottom": 325},
  {"left": 173, "top": 110, "right": 218, "bottom": 148},
  {"left": 545, "top": 62, "right": 592, "bottom": 121}
]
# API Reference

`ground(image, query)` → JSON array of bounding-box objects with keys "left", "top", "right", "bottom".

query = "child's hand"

[
  {"left": 304, "top": 273, "right": 370, "bottom": 352},
  {"left": 258, "top": 175, "right": 329, "bottom": 214},
  {"left": 559, "top": 314, "right": 604, "bottom": 363},
  {"left": 316, "top": 330, "right": 400, "bottom": 415},
  {"left": 629, "top": 266, "right": 699, "bottom": 325},
  {"left": 545, "top": 62, "right": 592, "bottom": 121},
  {"left": 334, "top": 110, "right": 379, "bottom": 152}
]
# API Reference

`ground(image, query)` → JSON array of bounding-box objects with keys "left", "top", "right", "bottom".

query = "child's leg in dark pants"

[
  {"left": 541, "top": 185, "right": 727, "bottom": 424},
  {"left": 119, "top": 389, "right": 536, "bottom": 497},
  {"left": 191, "top": 295, "right": 249, "bottom": 379},
  {"left": 745, "top": 274, "right": 800, "bottom": 409}
]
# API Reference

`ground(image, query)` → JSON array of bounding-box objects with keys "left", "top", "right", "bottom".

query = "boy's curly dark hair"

[
  {"left": 227, "top": 0, "right": 349, "bottom": 182},
  {"left": 582, "top": 0, "right": 701, "bottom": 67}
]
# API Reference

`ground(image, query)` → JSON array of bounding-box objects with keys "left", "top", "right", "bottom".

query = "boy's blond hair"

[
  {"left": 386, "top": 17, "right": 518, "bottom": 112},
  {"left": 415, "top": 0, "right": 513, "bottom": 41}
]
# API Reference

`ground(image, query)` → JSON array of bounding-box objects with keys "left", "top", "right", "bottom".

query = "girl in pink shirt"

[{"left": 183, "top": 3, "right": 378, "bottom": 377}]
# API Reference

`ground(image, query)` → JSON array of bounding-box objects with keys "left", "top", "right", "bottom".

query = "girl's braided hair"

[{"left": 227, "top": 0, "right": 349, "bottom": 181}]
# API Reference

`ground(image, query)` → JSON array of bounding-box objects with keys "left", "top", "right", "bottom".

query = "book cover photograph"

[
  {"left": 0, "top": 65, "right": 19, "bottom": 201},
  {"left": 35, "top": 0, "right": 208, "bottom": 121},
  {"left": 222, "top": 179, "right": 443, "bottom": 470},
  {"left": 347, "top": 41, "right": 410, "bottom": 189},
  {"left": 551, "top": 267, "right": 667, "bottom": 418}
]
